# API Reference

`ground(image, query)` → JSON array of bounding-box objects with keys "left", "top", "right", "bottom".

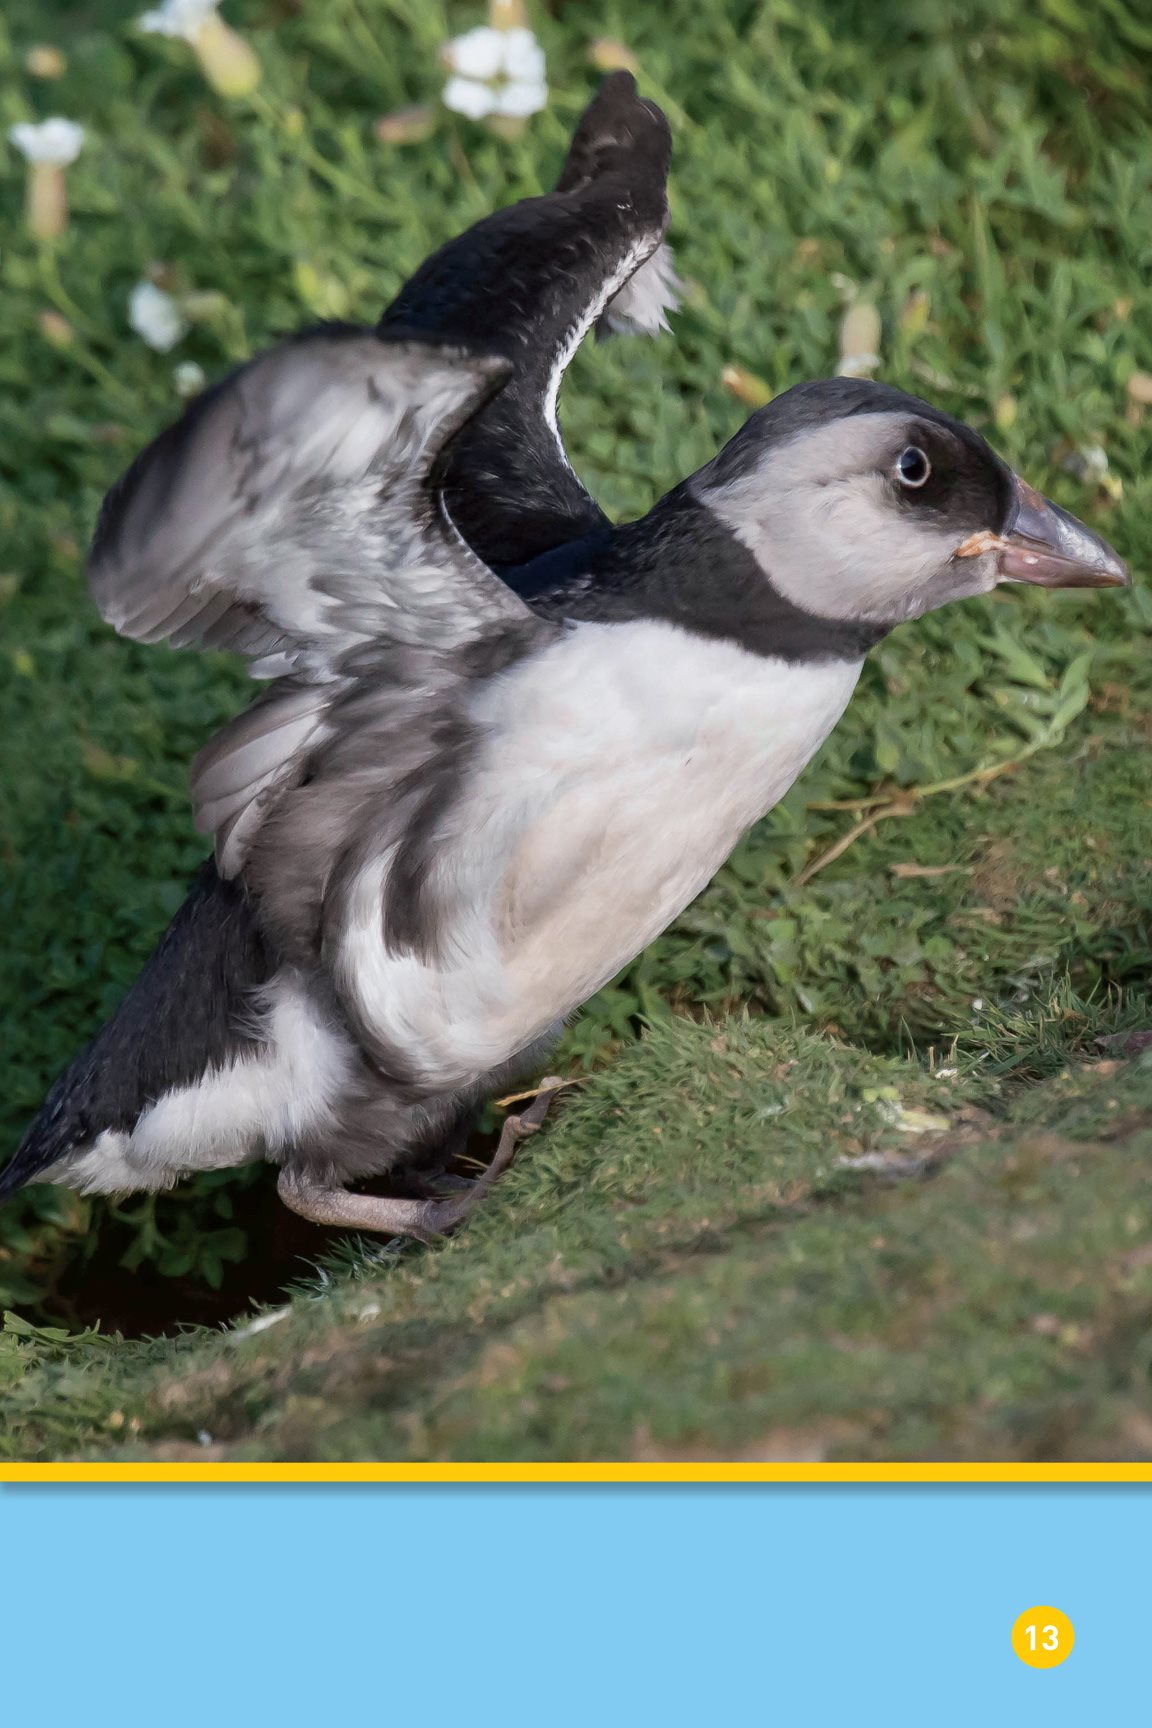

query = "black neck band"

[{"left": 503, "top": 489, "right": 895, "bottom": 664}]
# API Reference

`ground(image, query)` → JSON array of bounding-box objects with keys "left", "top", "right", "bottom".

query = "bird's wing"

[
  {"left": 379, "top": 71, "right": 675, "bottom": 570},
  {"left": 87, "top": 328, "right": 548, "bottom": 875},
  {"left": 89, "top": 327, "right": 531, "bottom": 672}
]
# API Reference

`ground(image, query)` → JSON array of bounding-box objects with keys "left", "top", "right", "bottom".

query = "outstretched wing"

[
  {"left": 87, "top": 327, "right": 548, "bottom": 875},
  {"left": 89, "top": 327, "right": 527, "bottom": 676},
  {"left": 380, "top": 71, "right": 676, "bottom": 570}
]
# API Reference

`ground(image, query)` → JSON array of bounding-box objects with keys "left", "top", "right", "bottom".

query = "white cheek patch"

[
  {"left": 696, "top": 412, "right": 978, "bottom": 623},
  {"left": 789, "top": 473, "right": 961, "bottom": 619}
]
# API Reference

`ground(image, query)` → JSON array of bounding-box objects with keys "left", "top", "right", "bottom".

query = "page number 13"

[{"left": 1012, "top": 1606, "right": 1075, "bottom": 1669}]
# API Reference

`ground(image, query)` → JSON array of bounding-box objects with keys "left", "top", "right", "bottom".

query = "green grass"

[
  {"left": 7, "top": 1016, "right": 1152, "bottom": 1462},
  {"left": 1, "top": 0, "right": 1150, "bottom": 1456}
]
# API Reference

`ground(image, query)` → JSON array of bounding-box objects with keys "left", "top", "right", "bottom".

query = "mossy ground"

[
  {"left": 7, "top": 1013, "right": 1152, "bottom": 1462},
  {"left": 1, "top": 0, "right": 1150, "bottom": 1458}
]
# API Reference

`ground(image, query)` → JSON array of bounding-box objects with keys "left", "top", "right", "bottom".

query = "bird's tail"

[{"left": 0, "top": 860, "right": 270, "bottom": 1201}]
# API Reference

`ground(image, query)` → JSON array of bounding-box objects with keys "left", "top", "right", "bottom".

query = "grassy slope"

[
  {"left": 1, "top": 0, "right": 1151, "bottom": 1457},
  {"left": 7, "top": 1018, "right": 1152, "bottom": 1463}
]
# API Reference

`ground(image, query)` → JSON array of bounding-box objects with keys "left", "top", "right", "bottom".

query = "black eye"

[{"left": 896, "top": 445, "right": 931, "bottom": 488}]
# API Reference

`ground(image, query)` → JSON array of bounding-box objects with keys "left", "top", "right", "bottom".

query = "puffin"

[{"left": 0, "top": 75, "right": 1127, "bottom": 1243}]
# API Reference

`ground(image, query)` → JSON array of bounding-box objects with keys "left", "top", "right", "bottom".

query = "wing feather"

[
  {"left": 87, "top": 328, "right": 547, "bottom": 875},
  {"left": 380, "top": 72, "right": 675, "bottom": 570},
  {"left": 88, "top": 328, "right": 530, "bottom": 679}
]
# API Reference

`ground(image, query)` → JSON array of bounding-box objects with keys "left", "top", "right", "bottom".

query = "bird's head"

[{"left": 691, "top": 379, "right": 1127, "bottom": 627}]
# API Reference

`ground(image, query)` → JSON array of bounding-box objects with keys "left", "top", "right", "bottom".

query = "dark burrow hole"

[{"left": 20, "top": 1119, "right": 504, "bottom": 1339}]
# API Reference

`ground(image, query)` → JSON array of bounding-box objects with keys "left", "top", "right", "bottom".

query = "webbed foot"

[{"left": 276, "top": 1078, "right": 565, "bottom": 1243}]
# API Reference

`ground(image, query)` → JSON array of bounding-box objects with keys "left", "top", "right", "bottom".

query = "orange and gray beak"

[
  {"left": 996, "top": 479, "right": 1128, "bottom": 589},
  {"left": 955, "top": 479, "right": 1128, "bottom": 588}
]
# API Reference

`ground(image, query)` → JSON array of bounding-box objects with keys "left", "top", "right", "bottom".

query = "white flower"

[
  {"left": 137, "top": 0, "right": 260, "bottom": 95},
  {"left": 443, "top": 75, "right": 499, "bottom": 120},
  {"left": 129, "top": 280, "right": 188, "bottom": 351},
  {"left": 494, "top": 75, "right": 548, "bottom": 116},
  {"left": 173, "top": 359, "right": 206, "bottom": 396},
  {"left": 137, "top": 0, "right": 217, "bottom": 39},
  {"left": 8, "top": 117, "right": 84, "bottom": 165},
  {"left": 442, "top": 23, "right": 547, "bottom": 121},
  {"left": 500, "top": 28, "right": 545, "bottom": 82},
  {"left": 443, "top": 25, "right": 505, "bottom": 80}
]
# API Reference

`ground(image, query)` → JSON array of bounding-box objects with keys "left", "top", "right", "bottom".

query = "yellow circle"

[{"left": 1012, "top": 1606, "right": 1075, "bottom": 1669}]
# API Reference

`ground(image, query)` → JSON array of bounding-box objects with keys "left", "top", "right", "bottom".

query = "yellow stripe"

[{"left": 2, "top": 1463, "right": 1150, "bottom": 1483}]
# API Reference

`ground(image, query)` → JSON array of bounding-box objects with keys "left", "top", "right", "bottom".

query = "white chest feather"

[{"left": 340, "top": 619, "right": 860, "bottom": 1087}]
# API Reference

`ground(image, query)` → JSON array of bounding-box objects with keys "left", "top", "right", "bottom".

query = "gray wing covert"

[{"left": 87, "top": 327, "right": 548, "bottom": 875}]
